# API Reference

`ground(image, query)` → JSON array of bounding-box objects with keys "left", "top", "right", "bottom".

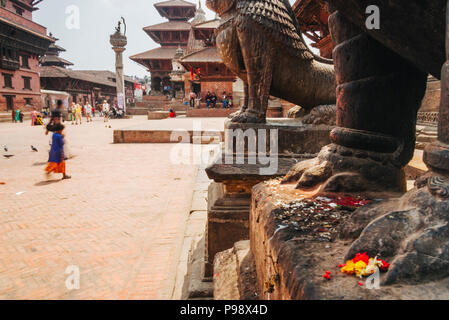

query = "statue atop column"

[{"left": 110, "top": 17, "right": 127, "bottom": 113}]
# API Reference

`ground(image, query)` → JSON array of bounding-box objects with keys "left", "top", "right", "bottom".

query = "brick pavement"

[{"left": 0, "top": 116, "right": 220, "bottom": 300}]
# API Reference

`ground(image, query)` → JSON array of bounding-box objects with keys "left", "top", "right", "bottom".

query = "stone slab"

[
  {"left": 224, "top": 119, "right": 333, "bottom": 157},
  {"left": 187, "top": 108, "right": 239, "bottom": 118},
  {"left": 148, "top": 111, "right": 170, "bottom": 120}
]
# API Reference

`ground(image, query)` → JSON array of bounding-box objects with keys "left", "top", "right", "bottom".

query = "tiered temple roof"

[
  {"left": 130, "top": 0, "right": 196, "bottom": 73},
  {"left": 154, "top": 0, "right": 196, "bottom": 20},
  {"left": 40, "top": 35, "right": 73, "bottom": 67}
]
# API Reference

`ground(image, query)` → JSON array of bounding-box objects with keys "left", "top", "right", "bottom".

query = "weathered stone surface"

[
  {"left": 342, "top": 176, "right": 449, "bottom": 285},
  {"left": 282, "top": 144, "right": 407, "bottom": 193},
  {"left": 213, "top": 248, "right": 240, "bottom": 300},
  {"left": 250, "top": 181, "right": 449, "bottom": 299},
  {"left": 213, "top": 240, "right": 258, "bottom": 300},
  {"left": 287, "top": 105, "right": 308, "bottom": 119},
  {"left": 302, "top": 105, "right": 336, "bottom": 126}
]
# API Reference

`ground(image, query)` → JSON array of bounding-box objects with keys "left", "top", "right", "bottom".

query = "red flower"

[
  {"left": 352, "top": 252, "right": 369, "bottom": 265},
  {"left": 338, "top": 264, "right": 346, "bottom": 268},
  {"left": 380, "top": 259, "right": 390, "bottom": 271},
  {"left": 323, "top": 271, "right": 331, "bottom": 280},
  {"left": 358, "top": 281, "right": 364, "bottom": 286}
]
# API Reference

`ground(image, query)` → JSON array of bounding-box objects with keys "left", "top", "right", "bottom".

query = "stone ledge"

[
  {"left": 250, "top": 181, "right": 449, "bottom": 300},
  {"left": 113, "top": 129, "right": 224, "bottom": 144},
  {"left": 187, "top": 108, "right": 239, "bottom": 118},
  {"left": 148, "top": 111, "right": 170, "bottom": 120}
]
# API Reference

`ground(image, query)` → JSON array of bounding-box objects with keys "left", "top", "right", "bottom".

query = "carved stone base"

[
  {"left": 250, "top": 179, "right": 449, "bottom": 299},
  {"left": 282, "top": 143, "right": 407, "bottom": 193},
  {"left": 204, "top": 119, "right": 334, "bottom": 278},
  {"left": 205, "top": 182, "right": 252, "bottom": 278}
]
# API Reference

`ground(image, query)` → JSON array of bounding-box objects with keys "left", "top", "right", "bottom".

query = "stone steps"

[{"left": 0, "top": 112, "right": 31, "bottom": 123}]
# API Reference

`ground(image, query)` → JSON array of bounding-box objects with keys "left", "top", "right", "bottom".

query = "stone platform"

[
  {"left": 0, "top": 112, "right": 31, "bottom": 123},
  {"left": 187, "top": 108, "right": 239, "bottom": 118},
  {"left": 113, "top": 117, "right": 226, "bottom": 144},
  {"left": 148, "top": 111, "right": 170, "bottom": 120}
]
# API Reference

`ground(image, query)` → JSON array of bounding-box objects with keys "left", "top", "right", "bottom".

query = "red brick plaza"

[{"left": 0, "top": 116, "right": 218, "bottom": 299}]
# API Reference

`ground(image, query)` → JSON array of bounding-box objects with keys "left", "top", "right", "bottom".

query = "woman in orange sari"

[{"left": 45, "top": 123, "right": 71, "bottom": 180}]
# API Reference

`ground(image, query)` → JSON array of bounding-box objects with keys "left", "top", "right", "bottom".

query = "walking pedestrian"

[
  {"left": 71, "top": 102, "right": 76, "bottom": 125},
  {"left": 103, "top": 100, "right": 110, "bottom": 122},
  {"left": 75, "top": 103, "right": 82, "bottom": 125},
  {"left": 31, "top": 108, "right": 38, "bottom": 126},
  {"left": 84, "top": 102, "right": 92, "bottom": 123},
  {"left": 45, "top": 120, "right": 71, "bottom": 180}
]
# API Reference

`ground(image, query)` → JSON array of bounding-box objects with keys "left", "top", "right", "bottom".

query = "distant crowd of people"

[
  {"left": 10, "top": 99, "right": 125, "bottom": 127},
  {"left": 188, "top": 91, "right": 233, "bottom": 109}
]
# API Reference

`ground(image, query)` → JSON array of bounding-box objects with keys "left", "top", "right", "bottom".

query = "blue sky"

[{"left": 33, "top": 0, "right": 300, "bottom": 78}]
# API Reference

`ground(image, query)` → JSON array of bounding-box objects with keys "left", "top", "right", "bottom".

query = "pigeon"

[
  {"left": 3, "top": 155, "right": 14, "bottom": 159},
  {"left": 31, "top": 145, "right": 38, "bottom": 152},
  {"left": 3, "top": 145, "right": 7, "bottom": 152}
]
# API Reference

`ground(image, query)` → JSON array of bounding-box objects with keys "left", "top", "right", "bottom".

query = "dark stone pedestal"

[{"left": 203, "top": 119, "right": 333, "bottom": 278}]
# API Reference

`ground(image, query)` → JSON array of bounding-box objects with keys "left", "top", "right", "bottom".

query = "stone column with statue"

[{"left": 110, "top": 17, "right": 128, "bottom": 114}]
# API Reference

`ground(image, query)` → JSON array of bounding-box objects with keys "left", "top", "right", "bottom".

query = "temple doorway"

[
  {"left": 4, "top": 95, "right": 14, "bottom": 111},
  {"left": 191, "top": 82, "right": 201, "bottom": 95}
]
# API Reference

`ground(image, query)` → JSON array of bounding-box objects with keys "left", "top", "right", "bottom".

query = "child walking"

[{"left": 45, "top": 122, "right": 71, "bottom": 180}]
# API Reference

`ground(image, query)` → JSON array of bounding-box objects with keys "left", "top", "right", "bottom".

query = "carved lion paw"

[
  {"left": 229, "top": 110, "right": 265, "bottom": 123},
  {"left": 281, "top": 144, "right": 405, "bottom": 193}
]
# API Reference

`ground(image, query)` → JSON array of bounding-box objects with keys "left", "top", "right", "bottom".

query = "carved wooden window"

[
  {"left": 14, "top": 6, "right": 24, "bottom": 16},
  {"left": 2, "top": 73, "right": 13, "bottom": 88},
  {"left": 21, "top": 55, "right": 30, "bottom": 69},
  {"left": 24, "top": 98, "right": 33, "bottom": 105},
  {"left": 1, "top": 46, "right": 19, "bottom": 70},
  {"left": 22, "top": 76, "right": 31, "bottom": 90}
]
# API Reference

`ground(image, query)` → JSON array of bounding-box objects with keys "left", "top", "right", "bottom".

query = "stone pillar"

[{"left": 110, "top": 24, "right": 127, "bottom": 113}]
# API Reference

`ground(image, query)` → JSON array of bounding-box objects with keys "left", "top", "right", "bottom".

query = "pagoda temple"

[
  {"left": 180, "top": 16, "right": 237, "bottom": 100},
  {"left": 39, "top": 35, "right": 73, "bottom": 68},
  {"left": 130, "top": 0, "right": 196, "bottom": 96}
]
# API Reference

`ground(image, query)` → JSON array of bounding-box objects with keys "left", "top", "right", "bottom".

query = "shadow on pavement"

[{"left": 35, "top": 179, "right": 61, "bottom": 186}]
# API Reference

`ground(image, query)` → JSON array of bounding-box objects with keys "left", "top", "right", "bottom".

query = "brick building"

[
  {"left": 39, "top": 38, "right": 134, "bottom": 109},
  {"left": 0, "top": 0, "right": 53, "bottom": 112}
]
